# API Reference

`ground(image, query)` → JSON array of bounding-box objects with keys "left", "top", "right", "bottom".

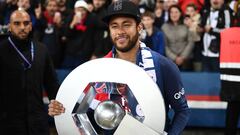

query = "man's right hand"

[{"left": 48, "top": 100, "right": 65, "bottom": 117}]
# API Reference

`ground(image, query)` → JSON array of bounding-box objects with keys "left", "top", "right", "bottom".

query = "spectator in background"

[
  {"left": 178, "top": 0, "right": 204, "bottom": 14},
  {"left": 65, "top": 0, "right": 78, "bottom": 9},
  {"left": 184, "top": 3, "right": 202, "bottom": 71},
  {"left": 184, "top": 3, "right": 201, "bottom": 42},
  {"left": 162, "top": 0, "right": 178, "bottom": 22},
  {"left": 90, "top": 0, "right": 112, "bottom": 59},
  {"left": 56, "top": 0, "right": 72, "bottom": 51},
  {"left": 162, "top": 5, "right": 194, "bottom": 70},
  {"left": 0, "top": 9, "right": 59, "bottom": 135},
  {"left": 61, "top": 0, "right": 97, "bottom": 70},
  {"left": 229, "top": 0, "right": 240, "bottom": 26},
  {"left": 0, "top": 0, "right": 11, "bottom": 35},
  {"left": 198, "top": 0, "right": 233, "bottom": 72},
  {"left": 4, "top": 0, "right": 37, "bottom": 27},
  {"left": 57, "top": 0, "right": 72, "bottom": 22},
  {"left": 17, "top": 0, "right": 31, "bottom": 10},
  {"left": 130, "top": 0, "right": 151, "bottom": 14},
  {"left": 85, "top": 0, "right": 94, "bottom": 12},
  {"left": 34, "top": 0, "right": 63, "bottom": 68},
  {"left": 1, "top": 0, "right": 18, "bottom": 25},
  {"left": 154, "top": 0, "right": 165, "bottom": 29},
  {"left": 236, "top": 5, "right": 240, "bottom": 26},
  {"left": 141, "top": 11, "right": 165, "bottom": 55}
]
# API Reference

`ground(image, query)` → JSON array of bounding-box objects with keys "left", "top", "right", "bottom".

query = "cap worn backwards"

[{"left": 102, "top": 0, "right": 141, "bottom": 24}]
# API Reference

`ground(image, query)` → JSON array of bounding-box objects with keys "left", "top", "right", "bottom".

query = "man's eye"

[
  {"left": 13, "top": 21, "right": 30, "bottom": 26},
  {"left": 13, "top": 22, "right": 20, "bottom": 26},
  {"left": 123, "top": 24, "right": 131, "bottom": 28},
  {"left": 23, "top": 21, "right": 30, "bottom": 26},
  {"left": 111, "top": 25, "right": 118, "bottom": 29}
]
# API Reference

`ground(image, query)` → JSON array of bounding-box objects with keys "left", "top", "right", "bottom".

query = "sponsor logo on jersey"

[{"left": 174, "top": 88, "right": 185, "bottom": 99}]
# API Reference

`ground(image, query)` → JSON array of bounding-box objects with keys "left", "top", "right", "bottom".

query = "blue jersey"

[
  {"left": 137, "top": 49, "right": 190, "bottom": 134},
  {"left": 105, "top": 47, "right": 190, "bottom": 135}
]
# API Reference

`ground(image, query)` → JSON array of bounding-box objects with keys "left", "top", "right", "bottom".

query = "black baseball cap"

[{"left": 102, "top": 0, "right": 141, "bottom": 24}]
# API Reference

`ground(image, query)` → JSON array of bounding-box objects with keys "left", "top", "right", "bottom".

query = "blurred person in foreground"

[
  {"left": 48, "top": 0, "right": 190, "bottom": 135},
  {"left": 0, "top": 9, "right": 59, "bottom": 135}
]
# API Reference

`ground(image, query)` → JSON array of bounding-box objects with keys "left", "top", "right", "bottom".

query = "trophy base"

[{"left": 114, "top": 114, "right": 164, "bottom": 135}]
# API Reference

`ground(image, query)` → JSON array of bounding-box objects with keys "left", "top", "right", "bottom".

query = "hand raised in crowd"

[
  {"left": 48, "top": 100, "right": 65, "bottom": 117},
  {"left": 70, "top": 12, "right": 82, "bottom": 29},
  {"left": 184, "top": 17, "right": 192, "bottom": 28},
  {"left": 35, "top": 4, "right": 42, "bottom": 19},
  {"left": 53, "top": 12, "right": 62, "bottom": 27}
]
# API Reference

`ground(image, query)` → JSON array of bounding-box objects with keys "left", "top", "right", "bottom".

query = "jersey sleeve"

[{"left": 161, "top": 58, "right": 190, "bottom": 135}]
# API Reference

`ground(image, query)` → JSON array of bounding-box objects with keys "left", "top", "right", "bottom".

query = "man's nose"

[
  {"left": 19, "top": 23, "right": 26, "bottom": 29},
  {"left": 116, "top": 26, "right": 126, "bottom": 35}
]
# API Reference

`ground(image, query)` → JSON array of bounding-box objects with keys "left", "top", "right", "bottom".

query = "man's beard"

[
  {"left": 112, "top": 32, "right": 139, "bottom": 53},
  {"left": 10, "top": 30, "right": 32, "bottom": 41}
]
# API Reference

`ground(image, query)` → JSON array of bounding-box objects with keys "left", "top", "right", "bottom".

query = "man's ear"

[{"left": 137, "top": 22, "right": 143, "bottom": 34}]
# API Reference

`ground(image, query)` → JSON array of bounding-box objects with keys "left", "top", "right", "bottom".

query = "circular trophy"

[{"left": 54, "top": 58, "right": 166, "bottom": 135}]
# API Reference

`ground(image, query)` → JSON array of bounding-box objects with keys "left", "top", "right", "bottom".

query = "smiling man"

[{"left": 49, "top": 1, "right": 190, "bottom": 135}]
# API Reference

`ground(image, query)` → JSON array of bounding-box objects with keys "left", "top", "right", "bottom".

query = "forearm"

[{"left": 167, "top": 108, "right": 190, "bottom": 135}]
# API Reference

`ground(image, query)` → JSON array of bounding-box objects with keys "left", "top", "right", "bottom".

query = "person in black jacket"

[
  {"left": 34, "top": 0, "right": 64, "bottom": 68},
  {"left": 198, "top": 0, "right": 233, "bottom": 72},
  {"left": 61, "top": 0, "right": 97, "bottom": 70},
  {"left": 0, "top": 9, "right": 59, "bottom": 135},
  {"left": 90, "top": 0, "right": 112, "bottom": 59}
]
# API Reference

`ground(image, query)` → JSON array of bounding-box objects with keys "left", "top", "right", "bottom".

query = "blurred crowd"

[{"left": 0, "top": 0, "right": 240, "bottom": 71}]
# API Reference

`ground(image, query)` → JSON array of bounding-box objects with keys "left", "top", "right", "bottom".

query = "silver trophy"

[{"left": 54, "top": 58, "right": 166, "bottom": 135}]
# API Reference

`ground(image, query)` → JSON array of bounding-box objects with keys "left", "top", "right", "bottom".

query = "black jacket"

[
  {"left": 64, "top": 12, "right": 97, "bottom": 59},
  {"left": 34, "top": 15, "right": 63, "bottom": 68},
  {"left": 92, "top": 6, "right": 112, "bottom": 58},
  {"left": 200, "top": 5, "right": 234, "bottom": 37},
  {"left": 0, "top": 36, "right": 59, "bottom": 135},
  {"left": 199, "top": 5, "right": 234, "bottom": 53}
]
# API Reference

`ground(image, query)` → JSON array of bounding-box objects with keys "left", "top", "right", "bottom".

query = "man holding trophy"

[{"left": 49, "top": 0, "right": 190, "bottom": 135}]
